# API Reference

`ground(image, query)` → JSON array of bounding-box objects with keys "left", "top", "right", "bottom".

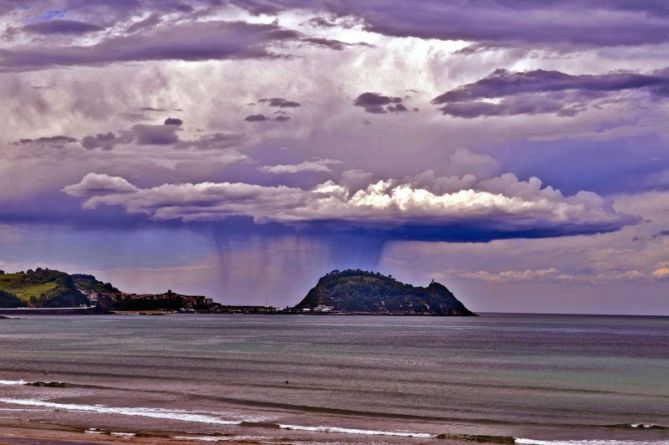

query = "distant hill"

[
  {"left": 0, "top": 268, "right": 213, "bottom": 312},
  {"left": 295, "top": 269, "right": 475, "bottom": 316},
  {"left": 0, "top": 269, "right": 89, "bottom": 308}
]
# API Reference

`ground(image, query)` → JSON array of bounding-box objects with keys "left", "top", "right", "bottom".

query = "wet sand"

[{"left": 0, "top": 422, "right": 489, "bottom": 445}]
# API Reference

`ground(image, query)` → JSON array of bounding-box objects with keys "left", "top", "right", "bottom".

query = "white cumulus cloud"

[{"left": 63, "top": 172, "right": 636, "bottom": 241}]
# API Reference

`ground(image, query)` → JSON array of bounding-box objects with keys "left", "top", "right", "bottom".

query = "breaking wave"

[
  {"left": 277, "top": 423, "right": 434, "bottom": 438},
  {"left": 1, "top": 398, "right": 664, "bottom": 444},
  {"left": 0, "top": 380, "right": 26, "bottom": 385},
  {"left": 0, "top": 398, "right": 240, "bottom": 425}
]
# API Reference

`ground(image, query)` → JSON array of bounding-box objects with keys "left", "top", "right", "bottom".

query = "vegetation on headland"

[
  {"left": 0, "top": 267, "right": 474, "bottom": 316},
  {"left": 0, "top": 268, "right": 211, "bottom": 312},
  {"left": 294, "top": 269, "right": 475, "bottom": 316},
  {"left": 0, "top": 269, "right": 87, "bottom": 307},
  {"left": 0, "top": 289, "right": 25, "bottom": 308}
]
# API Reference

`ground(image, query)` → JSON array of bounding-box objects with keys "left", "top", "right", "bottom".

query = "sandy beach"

[{"left": 0, "top": 419, "right": 494, "bottom": 445}]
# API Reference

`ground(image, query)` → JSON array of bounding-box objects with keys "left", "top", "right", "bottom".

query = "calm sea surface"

[{"left": 0, "top": 314, "right": 668, "bottom": 444}]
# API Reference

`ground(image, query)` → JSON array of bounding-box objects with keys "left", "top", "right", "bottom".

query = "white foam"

[
  {"left": 0, "top": 380, "right": 26, "bottom": 386},
  {"left": 111, "top": 432, "right": 136, "bottom": 437},
  {"left": 0, "top": 408, "right": 43, "bottom": 412},
  {"left": 516, "top": 439, "right": 669, "bottom": 445},
  {"left": 0, "top": 398, "right": 438, "bottom": 439},
  {"left": 0, "top": 398, "right": 240, "bottom": 425},
  {"left": 278, "top": 423, "right": 434, "bottom": 438},
  {"left": 173, "top": 436, "right": 264, "bottom": 443},
  {"left": 84, "top": 428, "right": 135, "bottom": 437},
  {"left": 84, "top": 429, "right": 104, "bottom": 435}
]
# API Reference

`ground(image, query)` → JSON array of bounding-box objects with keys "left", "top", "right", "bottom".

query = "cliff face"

[{"left": 295, "top": 269, "right": 475, "bottom": 316}]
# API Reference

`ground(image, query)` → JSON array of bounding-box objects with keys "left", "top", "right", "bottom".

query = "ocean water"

[{"left": 0, "top": 314, "right": 668, "bottom": 444}]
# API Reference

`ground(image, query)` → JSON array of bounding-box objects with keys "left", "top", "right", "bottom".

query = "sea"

[{"left": 0, "top": 314, "right": 667, "bottom": 444}]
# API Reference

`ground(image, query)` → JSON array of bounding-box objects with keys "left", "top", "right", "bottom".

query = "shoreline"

[
  {"left": 1, "top": 380, "right": 667, "bottom": 445},
  {"left": 0, "top": 413, "right": 519, "bottom": 445},
  {"left": 2, "top": 310, "right": 668, "bottom": 318},
  {"left": 0, "top": 414, "right": 667, "bottom": 445},
  {"left": 0, "top": 427, "right": 495, "bottom": 445},
  {"left": 0, "top": 308, "right": 478, "bottom": 317}
]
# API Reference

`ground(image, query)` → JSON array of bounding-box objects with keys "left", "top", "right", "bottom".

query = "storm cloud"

[
  {"left": 244, "top": 113, "right": 291, "bottom": 122},
  {"left": 163, "top": 117, "right": 183, "bottom": 126},
  {"left": 64, "top": 172, "right": 635, "bottom": 241},
  {"left": 259, "top": 97, "right": 301, "bottom": 107},
  {"left": 0, "top": 20, "right": 301, "bottom": 71},
  {"left": 3, "top": 1, "right": 669, "bottom": 312},
  {"left": 16, "top": 135, "right": 77, "bottom": 147},
  {"left": 130, "top": 124, "right": 180, "bottom": 145},
  {"left": 234, "top": 0, "right": 669, "bottom": 48},
  {"left": 22, "top": 19, "right": 104, "bottom": 35},
  {"left": 433, "top": 69, "right": 669, "bottom": 117},
  {"left": 7, "top": 1, "right": 669, "bottom": 53},
  {"left": 81, "top": 132, "right": 128, "bottom": 151},
  {"left": 354, "top": 92, "right": 407, "bottom": 114}
]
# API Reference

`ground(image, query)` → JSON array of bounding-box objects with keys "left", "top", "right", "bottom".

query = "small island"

[
  {"left": 292, "top": 269, "right": 475, "bottom": 316},
  {"left": 0, "top": 268, "right": 474, "bottom": 316}
]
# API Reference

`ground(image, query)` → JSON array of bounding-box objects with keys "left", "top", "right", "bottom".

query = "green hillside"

[
  {"left": 0, "top": 289, "right": 25, "bottom": 307},
  {"left": 295, "top": 269, "right": 475, "bottom": 316},
  {"left": 0, "top": 274, "right": 57, "bottom": 300},
  {"left": 0, "top": 268, "right": 216, "bottom": 312},
  {"left": 0, "top": 268, "right": 88, "bottom": 307}
]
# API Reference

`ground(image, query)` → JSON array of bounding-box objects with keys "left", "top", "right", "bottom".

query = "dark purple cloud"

[
  {"left": 435, "top": 69, "right": 669, "bottom": 102},
  {"left": 260, "top": 0, "right": 669, "bottom": 48},
  {"left": 131, "top": 124, "right": 180, "bottom": 145},
  {"left": 79, "top": 127, "right": 244, "bottom": 151},
  {"left": 164, "top": 117, "right": 183, "bottom": 126},
  {"left": 81, "top": 132, "right": 128, "bottom": 150},
  {"left": 352, "top": 1, "right": 669, "bottom": 47},
  {"left": 126, "top": 13, "right": 163, "bottom": 34},
  {"left": 354, "top": 92, "right": 405, "bottom": 114},
  {"left": 652, "top": 230, "right": 669, "bottom": 240},
  {"left": 244, "top": 114, "right": 290, "bottom": 122},
  {"left": 139, "top": 106, "right": 168, "bottom": 112},
  {"left": 259, "top": 97, "right": 301, "bottom": 107},
  {"left": 0, "top": 21, "right": 299, "bottom": 71},
  {"left": 300, "top": 36, "right": 350, "bottom": 50},
  {"left": 244, "top": 114, "right": 269, "bottom": 122},
  {"left": 386, "top": 103, "right": 407, "bottom": 113},
  {"left": 22, "top": 19, "right": 104, "bottom": 35},
  {"left": 16, "top": 135, "right": 77, "bottom": 147},
  {"left": 9, "top": 1, "right": 669, "bottom": 49},
  {"left": 433, "top": 69, "right": 669, "bottom": 117}
]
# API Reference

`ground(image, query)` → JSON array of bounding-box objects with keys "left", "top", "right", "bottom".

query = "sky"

[{"left": 1, "top": 0, "right": 668, "bottom": 314}]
